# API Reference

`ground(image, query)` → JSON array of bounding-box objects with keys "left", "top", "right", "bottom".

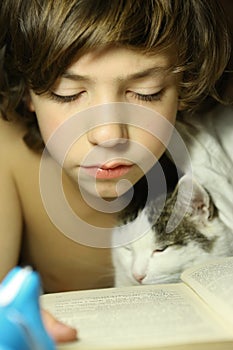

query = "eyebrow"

[{"left": 61, "top": 66, "right": 173, "bottom": 83}]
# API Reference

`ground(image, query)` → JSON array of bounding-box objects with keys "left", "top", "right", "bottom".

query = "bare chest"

[{"left": 16, "top": 153, "right": 115, "bottom": 292}]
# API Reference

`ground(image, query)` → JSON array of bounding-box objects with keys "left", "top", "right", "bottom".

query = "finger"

[{"left": 41, "top": 309, "right": 78, "bottom": 343}]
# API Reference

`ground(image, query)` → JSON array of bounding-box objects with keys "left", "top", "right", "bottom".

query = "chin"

[
  {"left": 83, "top": 184, "right": 119, "bottom": 199},
  {"left": 83, "top": 178, "right": 134, "bottom": 199}
]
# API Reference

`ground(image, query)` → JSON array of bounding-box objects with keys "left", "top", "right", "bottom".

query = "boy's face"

[{"left": 30, "top": 46, "right": 181, "bottom": 200}]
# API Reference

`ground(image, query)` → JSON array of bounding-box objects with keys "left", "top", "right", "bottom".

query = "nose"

[
  {"left": 133, "top": 272, "right": 146, "bottom": 284},
  {"left": 87, "top": 123, "right": 128, "bottom": 147}
]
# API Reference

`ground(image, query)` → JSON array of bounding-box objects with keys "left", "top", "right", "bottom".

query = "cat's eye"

[{"left": 153, "top": 246, "right": 168, "bottom": 254}]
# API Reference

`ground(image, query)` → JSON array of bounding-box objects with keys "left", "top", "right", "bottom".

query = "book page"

[
  {"left": 181, "top": 256, "right": 233, "bottom": 326},
  {"left": 41, "top": 283, "right": 233, "bottom": 350}
]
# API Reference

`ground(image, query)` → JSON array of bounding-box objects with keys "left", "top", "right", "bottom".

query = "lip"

[{"left": 80, "top": 162, "right": 134, "bottom": 179}]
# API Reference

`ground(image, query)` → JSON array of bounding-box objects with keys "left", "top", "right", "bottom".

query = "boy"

[{"left": 0, "top": 0, "right": 231, "bottom": 343}]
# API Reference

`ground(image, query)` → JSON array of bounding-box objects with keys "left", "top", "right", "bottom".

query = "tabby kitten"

[{"left": 112, "top": 175, "right": 233, "bottom": 287}]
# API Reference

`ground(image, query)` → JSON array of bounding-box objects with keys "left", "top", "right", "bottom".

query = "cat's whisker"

[{"left": 112, "top": 172, "right": 233, "bottom": 287}]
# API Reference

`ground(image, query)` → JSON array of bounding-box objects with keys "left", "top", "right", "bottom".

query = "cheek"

[
  {"left": 30, "top": 94, "right": 70, "bottom": 144},
  {"left": 132, "top": 128, "right": 171, "bottom": 161},
  {"left": 147, "top": 112, "right": 176, "bottom": 158},
  {"left": 129, "top": 101, "right": 177, "bottom": 151},
  {"left": 118, "top": 249, "right": 133, "bottom": 267},
  {"left": 154, "top": 89, "right": 179, "bottom": 125},
  {"left": 36, "top": 112, "right": 64, "bottom": 144},
  {"left": 143, "top": 133, "right": 166, "bottom": 156}
]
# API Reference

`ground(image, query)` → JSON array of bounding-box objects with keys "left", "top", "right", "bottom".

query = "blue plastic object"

[{"left": 0, "top": 266, "right": 55, "bottom": 350}]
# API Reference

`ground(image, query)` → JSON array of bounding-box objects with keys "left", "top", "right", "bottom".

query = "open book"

[{"left": 41, "top": 257, "right": 233, "bottom": 350}]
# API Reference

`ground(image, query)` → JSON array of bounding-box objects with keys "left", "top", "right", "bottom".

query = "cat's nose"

[{"left": 133, "top": 272, "right": 146, "bottom": 284}]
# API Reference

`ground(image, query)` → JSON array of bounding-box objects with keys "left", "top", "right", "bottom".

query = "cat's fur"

[
  {"left": 113, "top": 106, "right": 233, "bottom": 287},
  {"left": 112, "top": 174, "right": 233, "bottom": 287}
]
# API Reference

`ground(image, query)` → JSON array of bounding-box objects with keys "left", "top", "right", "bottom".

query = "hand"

[{"left": 42, "top": 309, "right": 78, "bottom": 343}]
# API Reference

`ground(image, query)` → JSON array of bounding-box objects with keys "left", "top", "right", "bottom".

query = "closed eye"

[
  {"left": 153, "top": 246, "right": 168, "bottom": 254},
  {"left": 129, "top": 89, "right": 165, "bottom": 102},
  {"left": 48, "top": 89, "right": 165, "bottom": 104},
  {"left": 49, "top": 91, "right": 84, "bottom": 103}
]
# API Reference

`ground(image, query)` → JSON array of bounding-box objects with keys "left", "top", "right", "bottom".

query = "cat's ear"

[
  {"left": 177, "top": 174, "right": 212, "bottom": 222},
  {"left": 166, "top": 174, "right": 216, "bottom": 232}
]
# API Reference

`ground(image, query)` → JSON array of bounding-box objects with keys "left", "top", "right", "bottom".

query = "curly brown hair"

[{"left": 0, "top": 0, "right": 231, "bottom": 150}]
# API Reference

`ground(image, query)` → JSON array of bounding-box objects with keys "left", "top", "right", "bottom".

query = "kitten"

[{"left": 112, "top": 174, "right": 233, "bottom": 287}]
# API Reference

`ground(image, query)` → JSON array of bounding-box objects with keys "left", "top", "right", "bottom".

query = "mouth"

[{"left": 80, "top": 161, "right": 134, "bottom": 179}]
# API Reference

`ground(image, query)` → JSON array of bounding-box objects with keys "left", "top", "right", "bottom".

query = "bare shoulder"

[
  {"left": 0, "top": 116, "right": 40, "bottom": 170},
  {"left": 0, "top": 117, "right": 36, "bottom": 280},
  {"left": 0, "top": 115, "right": 42, "bottom": 206},
  {"left": 0, "top": 117, "right": 27, "bottom": 153}
]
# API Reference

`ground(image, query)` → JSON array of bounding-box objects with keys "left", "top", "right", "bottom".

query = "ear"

[
  {"left": 177, "top": 100, "right": 185, "bottom": 111},
  {"left": 176, "top": 174, "right": 211, "bottom": 222},
  {"left": 28, "top": 99, "right": 35, "bottom": 112},
  {"left": 177, "top": 94, "right": 186, "bottom": 111},
  {"left": 166, "top": 174, "right": 213, "bottom": 233},
  {"left": 23, "top": 90, "right": 35, "bottom": 112}
]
